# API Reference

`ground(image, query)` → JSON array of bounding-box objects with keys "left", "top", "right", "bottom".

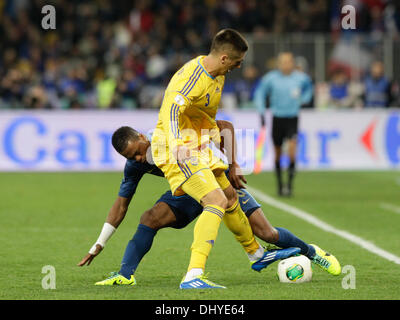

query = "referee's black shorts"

[{"left": 272, "top": 116, "right": 298, "bottom": 147}]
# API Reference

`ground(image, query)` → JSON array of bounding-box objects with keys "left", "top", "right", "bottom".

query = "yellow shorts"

[
  {"left": 181, "top": 168, "right": 231, "bottom": 203},
  {"left": 152, "top": 144, "right": 229, "bottom": 200}
]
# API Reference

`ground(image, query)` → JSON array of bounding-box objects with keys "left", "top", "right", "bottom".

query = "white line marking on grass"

[
  {"left": 247, "top": 185, "right": 400, "bottom": 265},
  {"left": 380, "top": 203, "right": 400, "bottom": 215}
]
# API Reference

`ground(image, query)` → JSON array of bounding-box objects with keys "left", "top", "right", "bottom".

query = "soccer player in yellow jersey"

[{"left": 151, "top": 29, "right": 265, "bottom": 289}]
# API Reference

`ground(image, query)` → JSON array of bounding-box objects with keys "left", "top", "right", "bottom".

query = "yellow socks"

[
  {"left": 186, "top": 199, "right": 261, "bottom": 279},
  {"left": 223, "top": 198, "right": 260, "bottom": 255},
  {"left": 187, "top": 205, "right": 225, "bottom": 272}
]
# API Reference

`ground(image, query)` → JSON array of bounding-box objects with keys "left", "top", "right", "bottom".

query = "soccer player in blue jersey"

[
  {"left": 77, "top": 121, "right": 341, "bottom": 286},
  {"left": 254, "top": 52, "right": 313, "bottom": 197}
]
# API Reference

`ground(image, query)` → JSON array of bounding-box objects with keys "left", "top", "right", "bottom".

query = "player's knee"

[
  {"left": 220, "top": 195, "right": 228, "bottom": 210},
  {"left": 211, "top": 194, "right": 228, "bottom": 210},
  {"left": 140, "top": 208, "right": 161, "bottom": 230},
  {"left": 201, "top": 189, "right": 228, "bottom": 210},
  {"left": 224, "top": 187, "right": 238, "bottom": 209}
]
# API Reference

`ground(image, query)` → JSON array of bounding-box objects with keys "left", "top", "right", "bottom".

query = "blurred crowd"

[
  {"left": 0, "top": 0, "right": 399, "bottom": 110},
  {"left": 315, "top": 60, "right": 400, "bottom": 110}
]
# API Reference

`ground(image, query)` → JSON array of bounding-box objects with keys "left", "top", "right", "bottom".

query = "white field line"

[
  {"left": 380, "top": 203, "right": 400, "bottom": 215},
  {"left": 247, "top": 185, "right": 400, "bottom": 265}
]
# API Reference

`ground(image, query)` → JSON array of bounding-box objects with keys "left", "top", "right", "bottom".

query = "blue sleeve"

[
  {"left": 118, "top": 161, "right": 145, "bottom": 199},
  {"left": 300, "top": 74, "right": 313, "bottom": 105},
  {"left": 254, "top": 73, "right": 272, "bottom": 114}
]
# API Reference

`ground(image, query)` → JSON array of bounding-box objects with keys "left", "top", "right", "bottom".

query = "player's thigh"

[
  {"left": 155, "top": 191, "right": 203, "bottom": 229},
  {"left": 139, "top": 201, "right": 177, "bottom": 230},
  {"left": 237, "top": 189, "right": 261, "bottom": 218},
  {"left": 181, "top": 167, "right": 227, "bottom": 208}
]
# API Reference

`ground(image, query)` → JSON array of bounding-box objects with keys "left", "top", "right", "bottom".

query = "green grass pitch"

[{"left": 1, "top": 171, "right": 400, "bottom": 300}]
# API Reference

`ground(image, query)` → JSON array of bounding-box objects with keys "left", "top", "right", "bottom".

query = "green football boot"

[{"left": 310, "top": 244, "right": 341, "bottom": 276}]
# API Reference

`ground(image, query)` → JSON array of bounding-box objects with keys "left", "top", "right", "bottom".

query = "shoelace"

[
  {"left": 199, "top": 273, "right": 210, "bottom": 281},
  {"left": 106, "top": 271, "right": 119, "bottom": 279},
  {"left": 314, "top": 255, "right": 330, "bottom": 268},
  {"left": 198, "top": 273, "right": 217, "bottom": 285},
  {"left": 198, "top": 273, "right": 224, "bottom": 287}
]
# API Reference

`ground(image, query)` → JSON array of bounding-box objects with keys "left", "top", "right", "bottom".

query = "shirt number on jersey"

[{"left": 205, "top": 93, "right": 210, "bottom": 107}]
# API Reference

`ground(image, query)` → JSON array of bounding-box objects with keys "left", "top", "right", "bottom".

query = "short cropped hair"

[
  {"left": 112, "top": 126, "right": 140, "bottom": 153},
  {"left": 210, "top": 29, "right": 248, "bottom": 57}
]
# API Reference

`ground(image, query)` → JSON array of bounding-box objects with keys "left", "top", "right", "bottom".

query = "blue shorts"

[{"left": 156, "top": 188, "right": 261, "bottom": 229}]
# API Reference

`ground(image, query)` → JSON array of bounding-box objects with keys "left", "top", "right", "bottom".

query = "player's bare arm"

[
  {"left": 105, "top": 196, "right": 132, "bottom": 228},
  {"left": 77, "top": 196, "right": 131, "bottom": 266},
  {"left": 216, "top": 120, "right": 247, "bottom": 189}
]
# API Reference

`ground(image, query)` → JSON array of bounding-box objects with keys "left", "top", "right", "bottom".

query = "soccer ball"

[{"left": 277, "top": 255, "right": 312, "bottom": 283}]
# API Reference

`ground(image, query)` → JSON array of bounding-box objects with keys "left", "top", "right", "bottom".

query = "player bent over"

[{"left": 77, "top": 124, "right": 341, "bottom": 286}]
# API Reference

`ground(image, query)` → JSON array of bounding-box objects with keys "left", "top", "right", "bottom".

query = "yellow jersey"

[
  {"left": 151, "top": 55, "right": 228, "bottom": 195},
  {"left": 155, "top": 55, "right": 225, "bottom": 150}
]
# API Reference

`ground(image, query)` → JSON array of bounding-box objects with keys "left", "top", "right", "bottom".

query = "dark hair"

[
  {"left": 210, "top": 29, "right": 248, "bottom": 56},
  {"left": 112, "top": 126, "right": 140, "bottom": 153}
]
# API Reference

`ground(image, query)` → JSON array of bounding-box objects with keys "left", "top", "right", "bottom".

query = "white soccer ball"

[{"left": 277, "top": 255, "right": 312, "bottom": 283}]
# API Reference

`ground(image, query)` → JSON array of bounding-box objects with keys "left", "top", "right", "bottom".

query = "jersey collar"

[{"left": 198, "top": 56, "right": 215, "bottom": 80}]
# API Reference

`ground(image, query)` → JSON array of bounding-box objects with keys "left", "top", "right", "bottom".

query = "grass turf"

[{"left": 1, "top": 171, "right": 399, "bottom": 300}]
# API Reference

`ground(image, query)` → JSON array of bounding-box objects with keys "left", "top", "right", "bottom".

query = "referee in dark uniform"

[{"left": 254, "top": 52, "right": 313, "bottom": 196}]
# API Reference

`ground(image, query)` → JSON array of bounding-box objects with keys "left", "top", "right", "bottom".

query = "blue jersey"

[
  {"left": 254, "top": 70, "right": 313, "bottom": 117},
  {"left": 118, "top": 160, "right": 164, "bottom": 199},
  {"left": 364, "top": 76, "right": 390, "bottom": 108}
]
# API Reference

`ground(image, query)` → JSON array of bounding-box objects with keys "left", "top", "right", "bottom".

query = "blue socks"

[
  {"left": 117, "top": 224, "right": 315, "bottom": 279},
  {"left": 275, "top": 227, "right": 315, "bottom": 259},
  {"left": 119, "top": 224, "right": 157, "bottom": 279}
]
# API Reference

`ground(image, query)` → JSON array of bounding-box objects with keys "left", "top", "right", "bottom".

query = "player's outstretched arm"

[
  {"left": 216, "top": 120, "right": 247, "bottom": 189},
  {"left": 77, "top": 196, "right": 131, "bottom": 266},
  {"left": 104, "top": 196, "right": 132, "bottom": 228}
]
